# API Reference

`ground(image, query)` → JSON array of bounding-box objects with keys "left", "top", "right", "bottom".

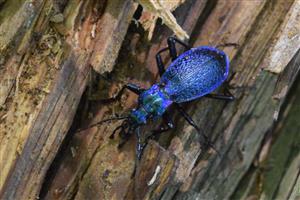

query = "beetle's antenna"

[
  {"left": 110, "top": 119, "right": 131, "bottom": 139},
  {"left": 76, "top": 115, "right": 129, "bottom": 132}
]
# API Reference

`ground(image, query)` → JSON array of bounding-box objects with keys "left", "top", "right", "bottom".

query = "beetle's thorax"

[{"left": 130, "top": 84, "right": 172, "bottom": 124}]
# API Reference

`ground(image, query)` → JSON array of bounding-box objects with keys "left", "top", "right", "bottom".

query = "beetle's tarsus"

[
  {"left": 205, "top": 81, "right": 235, "bottom": 101},
  {"left": 205, "top": 93, "right": 235, "bottom": 101}
]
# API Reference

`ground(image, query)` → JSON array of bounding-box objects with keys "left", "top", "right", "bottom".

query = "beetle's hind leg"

[
  {"left": 205, "top": 91, "right": 234, "bottom": 101},
  {"left": 205, "top": 82, "right": 235, "bottom": 101},
  {"left": 175, "top": 104, "right": 220, "bottom": 156}
]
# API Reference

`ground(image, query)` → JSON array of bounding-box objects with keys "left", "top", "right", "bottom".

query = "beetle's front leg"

[
  {"left": 136, "top": 112, "right": 174, "bottom": 160},
  {"left": 135, "top": 126, "right": 143, "bottom": 160},
  {"left": 91, "top": 83, "right": 145, "bottom": 103}
]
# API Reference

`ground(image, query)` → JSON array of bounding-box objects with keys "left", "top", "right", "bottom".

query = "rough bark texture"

[
  {"left": 0, "top": 0, "right": 136, "bottom": 199},
  {"left": 0, "top": 0, "right": 299, "bottom": 200}
]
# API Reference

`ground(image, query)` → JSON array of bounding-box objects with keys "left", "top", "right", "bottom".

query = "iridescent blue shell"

[{"left": 160, "top": 46, "right": 229, "bottom": 103}]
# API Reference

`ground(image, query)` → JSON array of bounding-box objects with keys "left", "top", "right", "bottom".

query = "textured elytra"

[{"left": 161, "top": 46, "right": 229, "bottom": 103}]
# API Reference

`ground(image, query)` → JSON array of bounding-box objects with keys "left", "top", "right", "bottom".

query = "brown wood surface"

[
  {"left": 0, "top": 0, "right": 299, "bottom": 199},
  {"left": 0, "top": 0, "right": 136, "bottom": 199}
]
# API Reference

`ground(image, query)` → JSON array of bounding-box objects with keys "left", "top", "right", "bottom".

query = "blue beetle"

[{"left": 89, "top": 37, "right": 235, "bottom": 159}]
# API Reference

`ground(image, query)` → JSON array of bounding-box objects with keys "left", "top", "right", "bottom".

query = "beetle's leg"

[
  {"left": 131, "top": 114, "right": 174, "bottom": 177},
  {"left": 148, "top": 112, "right": 174, "bottom": 141},
  {"left": 175, "top": 104, "right": 209, "bottom": 142},
  {"left": 77, "top": 115, "right": 128, "bottom": 132},
  {"left": 117, "top": 123, "right": 134, "bottom": 148},
  {"left": 135, "top": 126, "right": 143, "bottom": 159},
  {"left": 109, "top": 124, "right": 124, "bottom": 139},
  {"left": 155, "top": 37, "right": 191, "bottom": 76},
  {"left": 205, "top": 83, "right": 235, "bottom": 101},
  {"left": 205, "top": 89, "right": 235, "bottom": 101},
  {"left": 167, "top": 36, "right": 191, "bottom": 61},
  {"left": 136, "top": 112, "right": 174, "bottom": 159},
  {"left": 175, "top": 104, "right": 220, "bottom": 155},
  {"left": 95, "top": 83, "right": 145, "bottom": 103},
  {"left": 117, "top": 133, "right": 131, "bottom": 149},
  {"left": 80, "top": 84, "right": 143, "bottom": 132},
  {"left": 205, "top": 93, "right": 234, "bottom": 101},
  {"left": 156, "top": 47, "right": 169, "bottom": 76}
]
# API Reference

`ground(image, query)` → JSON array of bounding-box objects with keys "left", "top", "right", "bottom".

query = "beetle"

[{"left": 87, "top": 36, "right": 235, "bottom": 159}]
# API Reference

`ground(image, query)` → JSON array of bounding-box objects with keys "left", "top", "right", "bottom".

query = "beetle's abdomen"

[
  {"left": 130, "top": 84, "right": 172, "bottom": 124},
  {"left": 161, "top": 46, "right": 229, "bottom": 103}
]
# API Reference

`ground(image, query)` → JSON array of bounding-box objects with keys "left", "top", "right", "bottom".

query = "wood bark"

[{"left": 0, "top": 0, "right": 299, "bottom": 200}]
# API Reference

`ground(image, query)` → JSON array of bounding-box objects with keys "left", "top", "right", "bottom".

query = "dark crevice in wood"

[
  {"left": 39, "top": 88, "right": 89, "bottom": 199},
  {"left": 287, "top": 169, "right": 300, "bottom": 199},
  {"left": 189, "top": 0, "right": 217, "bottom": 46},
  {"left": 271, "top": 73, "right": 300, "bottom": 199}
]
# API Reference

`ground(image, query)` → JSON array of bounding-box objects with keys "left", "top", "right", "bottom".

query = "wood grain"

[
  {"left": 0, "top": 0, "right": 136, "bottom": 199},
  {"left": 0, "top": 0, "right": 299, "bottom": 199}
]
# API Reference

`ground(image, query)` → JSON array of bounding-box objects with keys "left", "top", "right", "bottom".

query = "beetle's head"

[{"left": 129, "top": 109, "right": 147, "bottom": 125}]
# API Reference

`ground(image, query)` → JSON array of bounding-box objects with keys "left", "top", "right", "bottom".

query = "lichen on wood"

[{"left": 264, "top": 1, "right": 300, "bottom": 73}]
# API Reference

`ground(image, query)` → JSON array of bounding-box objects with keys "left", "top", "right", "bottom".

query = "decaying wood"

[
  {"left": 137, "top": 0, "right": 189, "bottom": 40},
  {"left": 42, "top": 1, "right": 207, "bottom": 199},
  {"left": 232, "top": 72, "right": 300, "bottom": 200},
  {"left": 0, "top": 0, "right": 136, "bottom": 199},
  {"left": 0, "top": 0, "right": 299, "bottom": 200},
  {"left": 264, "top": 1, "right": 300, "bottom": 73}
]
